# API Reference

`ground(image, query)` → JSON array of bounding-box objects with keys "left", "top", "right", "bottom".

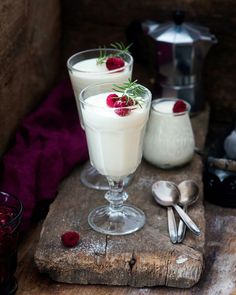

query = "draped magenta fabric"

[{"left": 0, "top": 80, "right": 88, "bottom": 230}]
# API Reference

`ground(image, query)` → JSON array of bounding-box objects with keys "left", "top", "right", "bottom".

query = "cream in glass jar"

[{"left": 143, "top": 98, "right": 195, "bottom": 169}]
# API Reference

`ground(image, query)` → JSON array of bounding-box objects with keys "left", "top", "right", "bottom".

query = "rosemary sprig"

[
  {"left": 97, "top": 45, "right": 108, "bottom": 65},
  {"left": 96, "top": 42, "right": 132, "bottom": 65},
  {"left": 110, "top": 42, "right": 132, "bottom": 52},
  {"left": 112, "top": 79, "right": 146, "bottom": 107}
]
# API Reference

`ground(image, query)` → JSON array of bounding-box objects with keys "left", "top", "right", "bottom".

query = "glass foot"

[
  {"left": 88, "top": 205, "right": 145, "bottom": 235},
  {"left": 80, "top": 162, "right": 133, "bottom": 190}
]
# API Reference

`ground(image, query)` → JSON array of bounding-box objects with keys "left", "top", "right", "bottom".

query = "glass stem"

[{"left": 105, "top": 178, "right": 128, "bottom": 211}]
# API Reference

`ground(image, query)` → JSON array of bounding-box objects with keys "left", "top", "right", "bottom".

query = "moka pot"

[{"left": 145, "top": 11, "right": 217, "bottom": 113}]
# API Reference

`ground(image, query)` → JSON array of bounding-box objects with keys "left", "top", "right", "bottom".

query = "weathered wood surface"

[
  {"left": 34, "top": 108, "right": 208, "bottom": 288},
  {"left": 16, "top": 201, "right": 236, "bottom": 295}
]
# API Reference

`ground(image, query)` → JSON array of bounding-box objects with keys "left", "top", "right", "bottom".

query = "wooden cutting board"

[{"left": 34, "top": 107, "right": 209, "bottom": 288}]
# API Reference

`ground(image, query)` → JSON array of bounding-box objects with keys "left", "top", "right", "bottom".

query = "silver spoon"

[
  {"left": 152, "top": 181, "right": 201, "bottom": 236},
  {"left": 152, "top": 180, "right": 177, "bottom": 243},
  {"left": 177, "top": 180, "right": 199, "bottom": 243}
]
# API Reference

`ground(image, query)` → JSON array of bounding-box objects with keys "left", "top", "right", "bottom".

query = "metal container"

[{"left": 144, "top": 11, "right": 217, "bottom": 113}]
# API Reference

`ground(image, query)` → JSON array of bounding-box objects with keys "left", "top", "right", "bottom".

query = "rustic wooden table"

[{"left": 16, "top": 201, "right": 236, "bottom": 295}]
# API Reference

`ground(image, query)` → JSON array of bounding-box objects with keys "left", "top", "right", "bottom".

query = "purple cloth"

[{"left": 0, "top": 80, "right": 88, "bottom": 230}]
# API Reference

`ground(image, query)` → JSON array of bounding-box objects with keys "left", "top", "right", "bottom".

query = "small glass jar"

[{"left": 143, "top": 98, "right": 195, "bottom": 169}]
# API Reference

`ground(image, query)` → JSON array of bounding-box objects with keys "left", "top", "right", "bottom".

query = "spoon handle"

[
  {"left": 177, "top": 206, "right": 187, "bottom": 243},
  {"left": 174, "top": 204, "right": 201, "bottom": 236},
  {"left": 167, "top": 207, "right": 178, "bottom": 243}
]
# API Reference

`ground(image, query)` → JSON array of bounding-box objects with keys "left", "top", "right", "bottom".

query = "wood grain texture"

[
  {"left": 16, "top": 201, "right": 236, "bottom": 295},
  {"left": 33, "top": 109, "right": 209, "bottom": 288}
]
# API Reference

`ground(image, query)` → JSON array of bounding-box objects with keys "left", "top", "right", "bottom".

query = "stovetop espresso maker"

[{"left": 127, "top": 11, "right": 217, "bottom": 113}]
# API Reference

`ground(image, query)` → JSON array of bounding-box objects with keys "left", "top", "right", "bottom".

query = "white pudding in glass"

[
  {"left": 143, "top": 98, "right": 195, "bottom": 169},
  {"left": 81, "top": 92, "right": 150, "bottom": 179},
  {"left": 69, "top": 58, "right": 132, "bottom": 104},
  {"left": 67, "top": 48, "right": 134, "bottom": 191},
  {"left": 80, "top": 82, "right": 151, "bottom": 236}
]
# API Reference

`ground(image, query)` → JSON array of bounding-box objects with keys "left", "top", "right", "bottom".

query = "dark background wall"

[
  {"left": 61, "top": 0, "right": 236, "bottom": 124},
  {"left": 0, "top": 0, "right": 235, "bottom": 157}
]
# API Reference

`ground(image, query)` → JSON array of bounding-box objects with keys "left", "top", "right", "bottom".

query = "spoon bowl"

[
  {"left": 178, "top": 180, "right": 199, "bottom": 206},
  {"left": 152, "top": 180, "right": 180, "bottom": 206}
]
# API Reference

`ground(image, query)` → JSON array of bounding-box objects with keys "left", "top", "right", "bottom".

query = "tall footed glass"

[
  {"left": 67, "top": 48, "right": 133, "bottom": 190},
  {"left": 79, "top": 82, "right": 151, "bottom": 235}
]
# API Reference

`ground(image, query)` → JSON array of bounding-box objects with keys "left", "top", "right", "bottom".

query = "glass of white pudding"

[
  {"left": 79, "top": 81, "right": 151, "bottom": 235},
  {"left": 67, "top": 48, "right": 133, "bottom": 190},
  {"left": 143, "top": 98, "right": 195, "bottom": 169}
]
